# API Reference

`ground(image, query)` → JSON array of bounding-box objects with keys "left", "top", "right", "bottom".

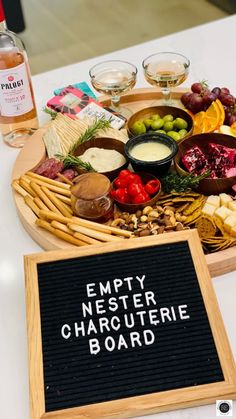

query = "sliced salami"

[{"left": 34, "top": 158, "right": 64, "bottom": 179}]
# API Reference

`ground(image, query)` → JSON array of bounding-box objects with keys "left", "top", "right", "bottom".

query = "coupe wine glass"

[
  {"left": 89, "top": 60, "right": 137, "bottom": 118},
  {"left": 142, "top": 52, "right": 190, "bottom": 105}
]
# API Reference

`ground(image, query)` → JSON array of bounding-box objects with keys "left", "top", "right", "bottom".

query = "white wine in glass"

[
  {"left": 89, "top": 60, "right": 137, "bottom": 118},
  {"left": 143, "top": 52, "right": 190, "bottom": 105}
]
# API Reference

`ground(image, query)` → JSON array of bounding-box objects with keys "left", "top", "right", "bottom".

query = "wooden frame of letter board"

[{"left": 24, "top": 229, "right": 236, "bottom": 419}]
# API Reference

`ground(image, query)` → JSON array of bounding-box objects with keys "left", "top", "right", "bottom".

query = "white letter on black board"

[
  {"left": 74, "top": 322, "right": 85, "bottom": 337},
  {"left": 95, "top": 299, "right": 105, "bottom": 314},
  {"left": 179, "top": 304, "right": 190, "bottom": 320},
  {"left": 105, "top": 336, "right": 116, "bottom": 352},
  {"left": 61, "top": 324, "right": 71, "bottom": 339},
  {"left": 110, "top": 316, "right": 120, "bottom": 331},
  {"left": 89, "top": 339, "right": 100, "bottom": 355},
  {"left": 136, "top": 275, "right": 145, "bottom": 289},
  {"left": 143, "top": 330, "right": 155, "bottom": 345},
  {"left": 130, "top": 332, "right": 142, "bottom": 347},
  {"left": 123, "top": 277, "right": 133, "bottom": 290},
  {"left": 100, "top": 281, "right": 111, "bottom": 295},
  {"left": 82, "top": 301, "right": 93, "bottom": 317},
  {"left": 87, "top": 283, "right": 96, "bottom": 297},
  {"left": 145, "top": 291, "right": 157, "bottom": 306},
  {"left": 113, "top": 279, "right": 123, "bottom": 293}
]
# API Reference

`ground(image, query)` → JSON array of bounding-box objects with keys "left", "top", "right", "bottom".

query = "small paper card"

[
  {"left": 47, "top": 86, "right": 126, "bottom": 129},
  {"left": 54, "top": 82, "right": 97, "bottom": 99}
]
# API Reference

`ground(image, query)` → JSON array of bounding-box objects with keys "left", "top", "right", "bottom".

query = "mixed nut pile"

[
  {"left": 108, "top": 191, "right": 205, "bottom": 237},
  {"left": 109, "top": 204, "right": 189, "bottom": 237}
]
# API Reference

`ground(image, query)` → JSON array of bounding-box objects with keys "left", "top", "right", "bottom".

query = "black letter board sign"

[{"left": 24, "top": 230, "right": 236, "bottom": 419}]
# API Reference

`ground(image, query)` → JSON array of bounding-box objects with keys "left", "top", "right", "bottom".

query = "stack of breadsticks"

[{"left": 12, "top": 172, "right": 133, "bottom": 247}]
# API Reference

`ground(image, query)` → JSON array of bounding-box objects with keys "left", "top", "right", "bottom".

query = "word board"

[{"left": 24, "top": 230, "right": 236, "bottom": 419}]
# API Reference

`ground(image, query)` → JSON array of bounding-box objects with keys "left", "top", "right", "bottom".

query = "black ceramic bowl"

[{"left": 124, "top": 132, "right": 178, "bottom": 177}]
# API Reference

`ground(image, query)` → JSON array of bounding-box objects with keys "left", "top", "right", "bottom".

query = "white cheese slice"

[
  {"left": 206, "top": 195, "right": 220, "bottom": 208},
  {"left": 228, "top": 201, "right": 236, "bottom": 211},
  {"left": 224, "top": 214, "right": 236, "bottom": 233},
  {"left": 202, "top": 203, "right": 216, "bottom": 217},
  {"left": 214, "top": 206, "right": 232, "bottom": 221},
  {"left": 219, "top": 193, "right": 233, "bottom": 207}
]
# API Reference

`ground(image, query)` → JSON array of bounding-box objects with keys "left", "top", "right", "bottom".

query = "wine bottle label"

[{"left": 0, "top": 62, "right": 33, "bottom": 117}]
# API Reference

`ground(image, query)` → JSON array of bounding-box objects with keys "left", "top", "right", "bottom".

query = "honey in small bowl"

[{"left": 71, "top": 173, "right": 113, "bottom": 222}]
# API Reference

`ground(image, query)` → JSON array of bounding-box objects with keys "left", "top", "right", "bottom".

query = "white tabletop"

[{"left": 0, "top": 15, "right": 236, "bottom": 419}]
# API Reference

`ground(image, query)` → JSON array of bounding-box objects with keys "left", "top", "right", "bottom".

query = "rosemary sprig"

[
  {"left": 43, "top": 106, "right": 58, "bottom": 120},
  {"left": 162, "top": 170, "right": 211, "bottom": 193},
  {"left": 69, "top": 116, "right": 111, "bottom": 153},
  {"left": 56, "top": 153, "right": 96, "bottom": 172}
]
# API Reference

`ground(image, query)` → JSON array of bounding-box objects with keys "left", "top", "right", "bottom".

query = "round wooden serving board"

[{"left": 11, "top": 87, "right": 236, "bottom": 278}]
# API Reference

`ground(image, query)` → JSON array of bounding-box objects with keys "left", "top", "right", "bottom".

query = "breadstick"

[
  {"left": 30, "top": 182, "right": 61, "bottom": 214},
  {"left": 51, "top": 220, "right": 73, "bottom": 234},
  {"left": 41, "top": 186, "right": 73, "bottom": 218},
  {"left": 12, "top": 180, "right": 29, "bottom": 197},
  {"left": 39, "top": 210, "right": 132, "bottom": 237},
  {"left": 73, "top": 232, "right": 101, "bottom": 245},
  {"left": 56, "top": 172, "right": 73, "bottom": 186},
  {"left": 68, "top": 223, "right": 123, "bottom": 242},
  {"left": 20, "top": 174, "right": 31, "bottom": 184},
  {"left": 36, "top": 219, "right": 87, "bottom": 246},
  {"left": 36, "top": 219, "right": 55, "bottom": 234},
  {"left": 26, "top": 171, "right": 70, "bottom": 189},
  {"left": 55, "top": 194, "right": 71, "bottom": 205},
  {"left": 24, "top": 195, "right": 40, "bottom": 217},
  {"left": 53, "top": 228, "right": 87, "bottom": 246},
  {"left": 19, "top": 178, "right": 37, "bottom": 197},
  {"left": 29, "top": 180, "right": 71, "bottom": 196},
  {"left": 51, "top": 220, "right": 100, "bottom": 245},
  {"left": 33, "top": 197, "right": 49, "bottom": 211},
  {"left": 39, "top": 210, "right": 73, "bottom": 224}
]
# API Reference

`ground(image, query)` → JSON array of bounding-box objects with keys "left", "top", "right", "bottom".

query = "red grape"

[
  {"left": 211, "top": 87, "right": 221, "bottom": 97},
  {"left": 202, "top": 91, "right": 217, "bottom": 108},
  {"left": 219, "top": 94, "right": 235, "bottom": 107},
  {"left": 181, "top": 92, "right": 192, "bottom": 106},
  {"left": 188, "top": 93, "right": 204, "bottom": 113},
  {"left": 221, "top": 87, "right": 230, "bottom": 95},
  {"left": 229, "top": 114, "right": 236, "bottom": 125},
  {"left": 191, "top": 82, "right": 203, "bottom": 94}
]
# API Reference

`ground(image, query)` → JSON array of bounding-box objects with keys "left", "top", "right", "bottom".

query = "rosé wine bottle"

[{"left": 0, "top": 0, "right": 38, "bottom": 147}]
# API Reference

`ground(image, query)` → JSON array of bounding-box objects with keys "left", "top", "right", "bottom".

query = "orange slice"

[
  {"left": 193, "top": 111, "right": 205, "bottom": 134},
  {"left": 231, "top": 121, "right": 236, "bottom": 135},
  {"left": 205, "top": 101, "right": 220, "bottom": 132},
  {"left": 215, "top": 99, "right": 225, "bottom": 127}
]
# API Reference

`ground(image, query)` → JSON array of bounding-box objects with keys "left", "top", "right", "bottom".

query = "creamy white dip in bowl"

[
  {"left": 73, "top": 137, "right": 128, "bottom": 180},
  {"left": 124, "top": 132, "right": 178, "bottom": 177}
]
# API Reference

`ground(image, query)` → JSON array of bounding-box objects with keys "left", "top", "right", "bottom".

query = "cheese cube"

[
  {"left": 224, "top": 214, "right": 236, "bottom": 233},
  {"left": 228, "top": 201, "right": 236, "bottom": 211},
  {"left": 214, "top": 206, "right": 232, "bottom": 221},
  {"left": 219, "top": 193, "right": 233, "bottom": 207},
  {"left": 206, "top": 195, "right": 220, "bottom": 208},
  {"left": 202, "top": 203, "right": 216, "bottom": 217},
  {"left": 230, "top": 225, "right": 236, "bottom": 237}
]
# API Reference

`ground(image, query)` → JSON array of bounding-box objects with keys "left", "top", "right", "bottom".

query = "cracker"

[
  {"left": 195, "top": 216, "right": 216, "bottom": 239},
  {"left": 175, "top": 203, "right": 189, "bottom": 213},
  {"left": 183, "top": 196, "right": 205, "bottom": 215},
  {"left": 172, "top": 197, "right": 195, "bottom": 203},
  {"left": 184, "top": 208, "right": 202, "bottom": 224}
]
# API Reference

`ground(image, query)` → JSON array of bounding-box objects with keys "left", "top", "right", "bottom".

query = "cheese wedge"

[
  {"left": 206, "top": 195, "right": 220, "bottom": 208},
  {"left": 214, "top": 206, "right": 232, "bottom": 221},
  {"left": 228, "top": 201, "right": 236, "bottom": 211},
  {"left": 224, "top": 214, "right": 236, "bottom": 233},
  {"left": 219, "top": 193, "right": 233, "bottom": 207},
  {"left": 202, "top": 203, "right": 216, "bottom": 217}
]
